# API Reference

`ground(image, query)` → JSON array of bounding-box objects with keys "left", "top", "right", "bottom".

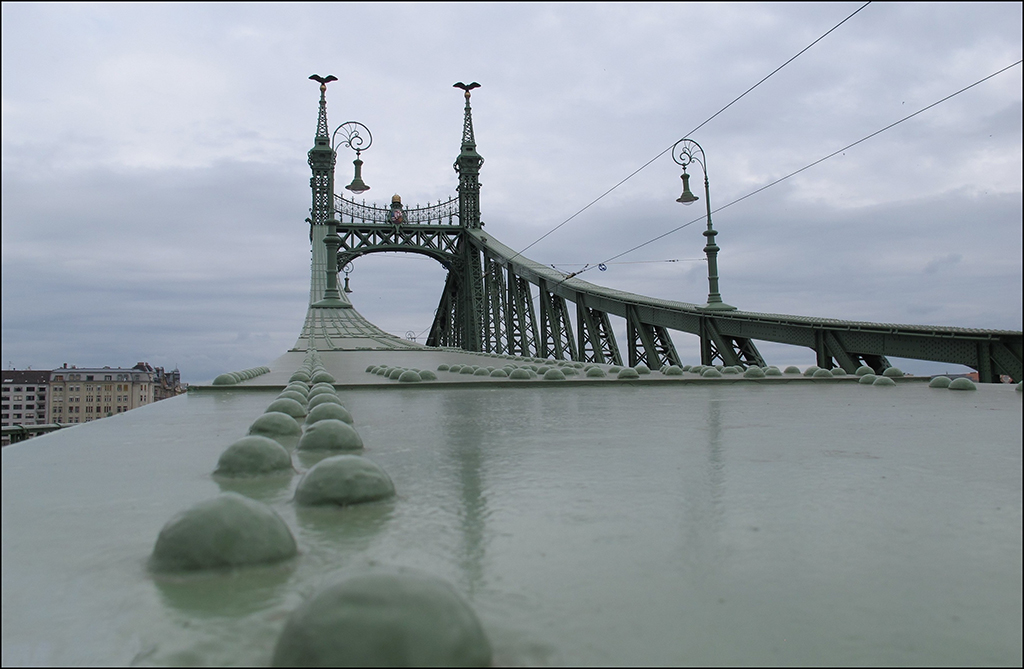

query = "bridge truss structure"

[{"left": 312, "top": 83, "right": 1022, "bottom": 383}]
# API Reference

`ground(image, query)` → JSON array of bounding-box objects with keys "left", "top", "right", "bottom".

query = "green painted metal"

[
  {"left": 453, "top": 82, "right": 483, "bottom": 231},
  {"left": 576, "top": 295, "right": 623, "bottom": 366},
  {"left": 505, "top": 271, "right": 539, "bottom": 357},
  {"left": 470, "top": 230, "right": 1021, "bottom": 381},
  {"left": 483, "top": 253, "right": 507, "bottom": 353},
  {"left": 538, "top": 280, "right": 577, "bottom": 360},
  {"left": 672, "top": 139, "right": 736, "bottom": 311},
  {"left": 310, "top": 84, "right": 1023, "bottom": 381},
  {"left": 627, "top": 305, "right": 681, "bottom": 368},
  {"left": 306, "top": 76, "right": 352, "bottom": 309},
  {"left": 307, "top": 77, "right": 337, "bottom": 229},
  {"left": 426, "top": 271, "right": 459, "bottom": 348}
]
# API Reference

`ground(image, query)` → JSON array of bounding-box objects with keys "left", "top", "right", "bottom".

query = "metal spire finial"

[
  {"left": 453, "top": 82, "right": 480, "bottom": 148},
  {"left": 310, "top": 74, "right": 337, "bottom": 139}
]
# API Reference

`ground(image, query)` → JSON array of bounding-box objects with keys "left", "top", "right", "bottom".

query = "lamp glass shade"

[
  {"left": 345, "top": 158, "right": 370, "bottom": 194},
  {"left": 676, "top": 171, "right": 698, "bottom": 205}
]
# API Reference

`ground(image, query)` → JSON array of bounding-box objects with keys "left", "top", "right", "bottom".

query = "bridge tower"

[
  {"left": 425, "top": 84, "right": 488, "bottom": 351},
  {"left": 306, "top": 75, "right": 349, "bottom": 310},
  {"left": 451, "top": 83, "right": 485, "bottom": 351}
]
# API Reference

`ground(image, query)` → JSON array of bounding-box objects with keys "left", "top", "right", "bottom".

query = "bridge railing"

[{"left": 335, "top": 195, "right": 460, "bottom": 226}]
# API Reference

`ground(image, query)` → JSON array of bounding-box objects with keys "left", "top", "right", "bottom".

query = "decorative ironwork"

[
  {"left": 299, "top": 81, "right": 1022, "bottom": 381},
  {"left": 332, "top": 121, "right": 373, "bottom": 154},
  {"left": 454, "top": 83, "right": 483, "bottom": 230},
  {"left": 671, "top": 138, "right": 704, "bottom": 172},
  {"left": 307, "top": 76, "right": 338, "bottom": 226},
  {"left": 335, "top": 195, "right": 460, "bottom": 226},
  {"left": 308, "top": 75, "right": 337, "bottom": 140}
]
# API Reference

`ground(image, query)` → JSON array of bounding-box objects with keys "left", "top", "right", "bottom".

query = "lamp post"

[{"left": 672, "top": 139, "right": 736, "bottom": 311}]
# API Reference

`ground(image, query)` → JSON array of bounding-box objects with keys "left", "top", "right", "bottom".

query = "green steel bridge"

[
  {"left": 312, "top": 81, "right": 1021, "bottom": 383},
  {"left": 4, "top": 78, "right": 1021, "bottom": 667}
]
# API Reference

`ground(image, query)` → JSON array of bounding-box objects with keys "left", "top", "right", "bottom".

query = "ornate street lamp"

[
  {"left": 332, "top": 122, "right": 373, "bottom": 194},
  {"left": 672, "top": 139, "right": 736, "bottom": 311}
]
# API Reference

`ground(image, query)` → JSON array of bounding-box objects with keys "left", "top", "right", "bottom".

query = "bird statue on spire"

[
  {"left": 453, "top": 82, "right": 481, "bottom": 99},
  {"left": 309, "top": 74, "right": 338, "bottom": 91}
]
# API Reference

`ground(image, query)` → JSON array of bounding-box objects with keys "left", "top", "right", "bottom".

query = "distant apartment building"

[
  {"left": 149, "top": 364, "right": 186, "bottom": 401},
  {"left": 3, "top": 363, "right": 184, "bottom": 446},
  {"left": 47, "top": 362, "right": 184, "bottom": 425},
  {"left": 1, "top": 370, "right": 51, "bottom": 430}
]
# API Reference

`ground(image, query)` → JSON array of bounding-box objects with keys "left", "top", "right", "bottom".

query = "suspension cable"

[
  {"left": 572, "top": 58, "right": 1023, "bottom": 273},
  {"left": 507, "top": 1, "right": 873, "bottom": 262}
]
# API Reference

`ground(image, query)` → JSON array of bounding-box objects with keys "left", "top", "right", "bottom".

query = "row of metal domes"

[
  {"left": 211, "top": 366, "right": 271, "bottom": 385},
  {"left": 148, "top": 350, "right": 491, "bottom": 665}
]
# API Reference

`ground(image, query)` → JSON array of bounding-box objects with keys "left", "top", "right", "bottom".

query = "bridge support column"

[
  {"left": 506, "top": 271, "right": 538, "bottom": 357},
  {"left": 976, "top": 341, "right": 994, "bottom": 383},
  {"left": 814, "top": 331, "right": 830, "bottom": 370},
  {"left": 576, "top": 297, "right": 622, "bottom": 365},
  {"left": 427, "top": 271, "right": 460, "bottom": 348},
  {"left": 697, "top": 317, "right": 764, "bottom": 368},
  {"left": 627, "top": 306, "right": 680, "bottom": 368},
  {"left": 822, "top": 331, "right": 858, "bottom": 373},
  {"left": 449, "top": 242, "right": 485, "bottom": 352},
  {"left": 988, "top": 339, "right": 1022, "bottom": 382},
  {"left": 538, "top": 281, "right": 577, "bottom": 360},
  {"left": 483, "top": 254, "right": 507, "bottom": 353}
]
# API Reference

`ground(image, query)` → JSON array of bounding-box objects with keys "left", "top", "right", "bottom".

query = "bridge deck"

[{"left": 3, "top": 350, "right": 1020, "bottom": 666}]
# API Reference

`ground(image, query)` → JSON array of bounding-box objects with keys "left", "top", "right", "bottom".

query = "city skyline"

[{"left": 2, "top": 3, "right": 1021, "bottom": 382}]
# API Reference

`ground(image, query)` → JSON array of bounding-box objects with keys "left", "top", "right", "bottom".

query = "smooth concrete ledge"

[{"left": 189, "top": 375, "right": 937, "bottom": 393}]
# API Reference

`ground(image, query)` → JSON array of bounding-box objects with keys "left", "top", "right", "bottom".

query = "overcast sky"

[{"left": 3, "top": 2, "right": 1021, "bottom": 382}]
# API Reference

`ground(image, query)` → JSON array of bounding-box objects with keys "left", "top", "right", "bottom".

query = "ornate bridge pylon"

[{"left": 307, "top": 80, "right": 1023, "bottom": 382}]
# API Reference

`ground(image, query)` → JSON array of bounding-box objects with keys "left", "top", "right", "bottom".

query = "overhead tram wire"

[
  {"left": 507, "top": 1, "right": 873, "bottom": 264},
  {"left": 575, "top": 58, "right": 1024, "bottom": 275}
]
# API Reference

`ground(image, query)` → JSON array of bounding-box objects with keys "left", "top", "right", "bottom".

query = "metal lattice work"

[
  {"left": 577, "top": 297, "right": 622, "bottom": 365},
  {"left": 505, "top": 272, "right": 539, "bottom": 357},
  {"left": 483, "top": 255, "right": 507, "bottom": 353},
  {"left": 538, "top": 282, "right": 578, "bottom": 360},
  {"left": 426, "top": 271, "right": 459, "bottom": 349},
  {"left": 335, "top": 224, "right": 463, "bottom": 269},
  {"left": 335, "top": 195, "right": 460, "bottom": 226},
  {"left": 628, "top": 305, "right": 680, "bottom": 368}
]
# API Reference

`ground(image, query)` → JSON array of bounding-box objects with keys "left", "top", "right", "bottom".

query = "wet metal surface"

[{"left": 2, "top": 381, "right": 1021, "bottom": 665}]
